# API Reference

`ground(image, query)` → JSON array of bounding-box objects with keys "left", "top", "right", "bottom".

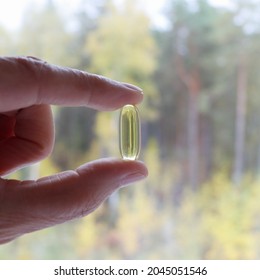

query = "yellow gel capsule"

[{"left": 119, "top": 104, "right": 141, "bottom": 160}]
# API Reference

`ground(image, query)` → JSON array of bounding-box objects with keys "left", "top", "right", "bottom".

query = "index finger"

[{"left": 0, "top": 56, "right": 143, "bottom": 112}]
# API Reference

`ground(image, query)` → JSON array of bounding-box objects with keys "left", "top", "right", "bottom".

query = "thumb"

[{"left": 0, "top": 158, "right": 148, "bottom": 243}]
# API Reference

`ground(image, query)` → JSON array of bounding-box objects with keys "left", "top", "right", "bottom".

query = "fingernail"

[
  {"left": 122, "top": 83, "right": 143, "bottom": 93},
  {"left": 120, "top": 172, "right": 147, "bottom": 187}
]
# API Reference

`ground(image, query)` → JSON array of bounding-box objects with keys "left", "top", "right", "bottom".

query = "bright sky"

[
  {"left": 0, "top": 0, "right": 167, "bottom": 31},
  {"left": 0, "top": 0, "right": 81, "bottom": 30},
  {"left": 0, "top": 0, "right": 232, "bottom": 31}
]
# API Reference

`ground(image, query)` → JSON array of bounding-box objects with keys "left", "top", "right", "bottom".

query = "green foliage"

[
  {"left": 86, "top": 0, "right": 159, "bottom": 120},
  {"left": 16, "top": 1, "right": 75, "bottom": 65},
  {"left": 173, "top": 173, "right": 260, "bottom": 259},
  {"left": 53, "top": 107, "right": 97, "bottom": 170},
  {"left": 86, "top": 0, "right": 156, "bottom": 82},
  {"left": 95, "top": 111, "right": 118, "bottom": 157}
]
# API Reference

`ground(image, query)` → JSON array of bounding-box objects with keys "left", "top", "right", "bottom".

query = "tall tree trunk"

[
  {"left": 176, "top": 53, "right": 200, "bottom": 190},
  {"left": 256, "top": 143, "right": 260, "bottom": 179},
  {"left": 200, "top": 112, "right": 213, "bottom": 183},
  {"left": 233, "top": 55, "right": 248, "bottom": 185},
  {"left": 187, "top": 91, "right": 199, "bottom": 189}
]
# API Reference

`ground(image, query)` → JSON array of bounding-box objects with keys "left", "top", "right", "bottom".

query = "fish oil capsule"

[{"left": 119, "top": 104, "right": 140, "bottom": 160}]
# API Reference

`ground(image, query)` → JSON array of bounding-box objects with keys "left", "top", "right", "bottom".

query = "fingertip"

[
  {"left": 112, "top": 81, "right": 144, "bottom": 108},
  {"left": 123, "top": 159, "right": 148, "bottom": 178},
  {"left": 76, "top": 158, "right": 148, "bottom": 181},
  {"left": 121, "top": 82, "right": 143, "bottom": 93},
  {"left": 119, "top": 160, "right": 148, "bottom": 186},
  {"left": 87, "top": 75, "right": 144, "bottom": 110},
  {"left": 75, "top": 158, "right": 148, "bottom": 187}
]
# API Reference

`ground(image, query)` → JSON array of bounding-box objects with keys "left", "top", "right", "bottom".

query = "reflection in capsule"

[{"left": 119, "top": 105, "right": 140, "bottom": 160}]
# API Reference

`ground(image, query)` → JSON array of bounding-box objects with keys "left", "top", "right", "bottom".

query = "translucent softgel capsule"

[{"left": 119, "top": 104, "right": 141, "bottom": 160}]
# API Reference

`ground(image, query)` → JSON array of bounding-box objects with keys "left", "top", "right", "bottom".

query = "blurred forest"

[{"left": 1, "top": 0, "right": 260, "bottom": 259}]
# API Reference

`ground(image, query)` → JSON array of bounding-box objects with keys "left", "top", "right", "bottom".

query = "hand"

[{"left": 0, "top": 56, "right": 148, "bottom": 244}]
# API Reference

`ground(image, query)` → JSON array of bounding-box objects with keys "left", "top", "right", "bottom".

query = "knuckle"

[{"left": 15, "top": 56, "right": 48, "bottom": 105}]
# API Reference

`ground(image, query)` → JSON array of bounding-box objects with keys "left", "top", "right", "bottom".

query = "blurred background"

[{"left": 1, "top": 0, "right": 260, "bottom": 259}]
